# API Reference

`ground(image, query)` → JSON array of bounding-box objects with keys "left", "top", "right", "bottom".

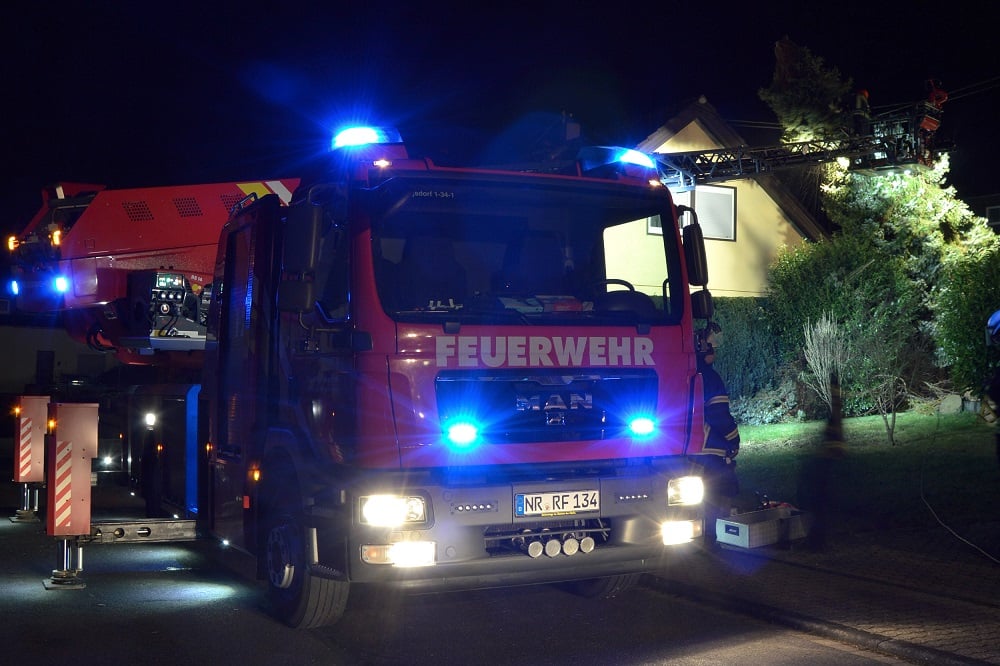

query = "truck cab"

[{"left": 202, "top": 127, "right": 711, "bottom": 627}]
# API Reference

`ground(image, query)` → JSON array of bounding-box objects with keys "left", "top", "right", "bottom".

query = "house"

[
  {"left": 610, "top": 96, "right": 830, "bottom": 299},
  {"left": 967, "top": 193, "right": 1000, "bottom": 232},
  {"left": 0, "top": 317, "right": 116, "bottom": 396}
]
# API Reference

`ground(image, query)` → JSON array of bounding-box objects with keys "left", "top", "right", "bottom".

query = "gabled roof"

[{"left": 637, "top": 96, "right": 828, "bottom": 241}]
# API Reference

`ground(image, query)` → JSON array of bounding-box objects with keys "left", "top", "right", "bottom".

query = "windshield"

[{"left": 366, "top": 174, "right": 683, "bottom": 325}]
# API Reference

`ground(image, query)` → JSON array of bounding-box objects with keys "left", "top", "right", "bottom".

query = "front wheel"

[{"left": 264, "top": 514, "right": 350, "bottom": 628}]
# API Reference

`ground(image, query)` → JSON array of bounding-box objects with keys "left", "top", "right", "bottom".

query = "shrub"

[
  {"left": 934, "top": 245, "right": 1000, "bottom": 394},
  {"left": 709, "top": 297, "right": 779, "bottom": 403},
  {"left": 766, "top": 235, "right": 925, "bottom": 419},
  {"left": 709, "top": 297, "right": 792, "bottom": 424},
  {"left": 731, "top": 376, "right": 798, "bottom": 426}
]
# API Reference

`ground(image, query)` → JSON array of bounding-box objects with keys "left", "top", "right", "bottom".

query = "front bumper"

[{"left": 317, "top": 469, "right": 703, "bottom": 591}]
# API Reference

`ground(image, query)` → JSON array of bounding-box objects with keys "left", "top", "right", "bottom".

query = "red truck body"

[
  {"left": 8, "top": 179, "right": 297, "bottom": 363},
  {"left": 9, "top": 128, "right": 711, "bottom": 628}
]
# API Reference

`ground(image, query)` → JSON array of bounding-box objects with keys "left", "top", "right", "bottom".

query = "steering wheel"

[{"left": 593, "top": 278, "right": 636, "bottom": 291}]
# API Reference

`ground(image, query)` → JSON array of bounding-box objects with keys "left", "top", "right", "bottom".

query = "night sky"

[{"left": 3, "top": 2, "right": 997, "bottom": 234}]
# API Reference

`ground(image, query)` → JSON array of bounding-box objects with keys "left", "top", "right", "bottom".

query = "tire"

[
  {"left": 264, "top": 514, "right": 350, "bottom": 628},
  {"left": 258, "top": 459, "right": 349, "bottom": 628},
  {"left": 559, "top": 573, "right": 642, "bottom": 600}
]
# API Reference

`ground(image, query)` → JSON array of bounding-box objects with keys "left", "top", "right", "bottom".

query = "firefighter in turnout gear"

[
  {"left": 983, "top": 309, "right": 1000, "bottom": 469},
  {"left": 695, "top": 322, "right": 740, "bottom": 546}
]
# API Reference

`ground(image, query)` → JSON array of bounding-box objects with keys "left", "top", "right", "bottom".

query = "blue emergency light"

[
  {"left": 617, "top": 149, "right": 656, "bottom": 168},
  {"left": 444, "top": 419, "right": 481, "bottom": 449},
  {"left": 577, "top": 146, "right": 657, "bottom": 174},
  {"left": 332, "top": 126, "right": 403, "bottom": 150},
  {"left": 627, "top": 416, "right": 657, "bottom": 437}
]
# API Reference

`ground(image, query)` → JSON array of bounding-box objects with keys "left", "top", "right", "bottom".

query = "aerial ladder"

[{"left": 654, "top": 91, "right": 947, "bottom": 190}]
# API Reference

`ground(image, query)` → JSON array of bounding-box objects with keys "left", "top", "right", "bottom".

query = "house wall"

[
  {"left": 0, "top": 325, "right": 114, "bottom": 393},
  {"left": 703, "top": 179, "right": 806, "bottom": 296},
  {"left": 646, "top": 120, "right": 810, "bottom": 297},
  {"left": 604, "top": 219, "right": 666, "bottom": 295}
]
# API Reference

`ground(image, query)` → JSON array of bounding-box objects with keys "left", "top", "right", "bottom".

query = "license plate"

[{"left": 515, "top": 489, "right": 600, "bottom": 517}]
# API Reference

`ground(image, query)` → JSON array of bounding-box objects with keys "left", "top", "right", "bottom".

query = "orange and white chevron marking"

[
  {"left": 52, "top": 440, "right": 74, "bottom": 530},
  {"left": 18, "top": 416, "right": 33, "bottom": 481}
]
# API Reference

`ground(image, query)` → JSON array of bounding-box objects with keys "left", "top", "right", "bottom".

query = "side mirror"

[
  {"left": 282, "top": 202, "right": 324, "bottom": 274},
  {"left": 679, "top": 208, "right": 709, "bottom": 287},
  {"left": 690, "top": 288, "right": 713, "bottom": 321},
  {"left": 277, "top": 202, "right": 324, "bottom": 313}
]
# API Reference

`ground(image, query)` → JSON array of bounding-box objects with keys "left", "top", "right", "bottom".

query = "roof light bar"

[
  {"left": 577, "top": 146, "right": 657, "bottom": 175},
  {"left": 618, "top": 149, "right": 656, "bottom": 168},
  {"left": 332, "top": 126, "right": 403, "bottom": 150}
]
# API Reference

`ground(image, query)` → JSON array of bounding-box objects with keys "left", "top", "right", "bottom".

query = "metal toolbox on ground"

[{"left": 716, "top": 506, "right": 811, "bottom": 549}]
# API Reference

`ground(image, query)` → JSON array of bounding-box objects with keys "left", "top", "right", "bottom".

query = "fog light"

[
  {"left": 362, "top": 541, "right": 436, "bottom": 567},
  {"left": 661, "top": 520, "right": 698, "bottom": 545}
]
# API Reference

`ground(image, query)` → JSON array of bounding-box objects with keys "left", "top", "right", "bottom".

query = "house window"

[
  {"left": 649, "top": 185, "right": 736, "bottom": 241},
  {"left": 986, "top": 205, "right": 1000, "bottom": 231}
]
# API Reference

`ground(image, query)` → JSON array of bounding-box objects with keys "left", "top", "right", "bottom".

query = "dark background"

[{"left": 3, "top": 1, "right": 997, "bottom": 234}]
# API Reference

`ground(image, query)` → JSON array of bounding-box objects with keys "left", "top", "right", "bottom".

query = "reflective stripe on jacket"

[{"left": 700, "top": 364, "right": 740, "bottom": 459}]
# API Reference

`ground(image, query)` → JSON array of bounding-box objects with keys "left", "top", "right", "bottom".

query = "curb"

[{"left": 646, "top": 576, "right": 991, "bottom": 666}]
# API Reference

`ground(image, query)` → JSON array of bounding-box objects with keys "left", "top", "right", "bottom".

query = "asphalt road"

[{"left": 0, "top": 484, "right": 904, "bottom": 666}]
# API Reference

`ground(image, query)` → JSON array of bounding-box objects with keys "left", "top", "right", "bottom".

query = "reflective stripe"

[
  {"left": 237, "top": 180, "right": 296, "bottom": 205},
  {"left": 266, "top": 180, "right": 295, "bottom": 204}
]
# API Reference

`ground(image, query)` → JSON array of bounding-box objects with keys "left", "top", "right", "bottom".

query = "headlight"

[
  {"left": 360, "top": 494, "right": 427, "bottom": 527},
  {"left": 667, "top": 476, "right": 704, "bottom": 506}
]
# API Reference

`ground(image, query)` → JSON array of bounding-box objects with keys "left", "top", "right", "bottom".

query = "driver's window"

[
  {"left": 396, "top": 236, "right": 467, "bottom": 310},
  {"left": 317, "top": 227, "right": 349, "bottom": 320}
]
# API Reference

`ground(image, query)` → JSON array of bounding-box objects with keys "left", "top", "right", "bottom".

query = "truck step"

[{"left": 88, "top": 519, "right": 197, "bottom": 544}]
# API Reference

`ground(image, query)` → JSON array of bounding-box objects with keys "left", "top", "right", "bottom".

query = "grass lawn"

[{"left": 733, "top": 411, "right": 1000, "bottom": 535}]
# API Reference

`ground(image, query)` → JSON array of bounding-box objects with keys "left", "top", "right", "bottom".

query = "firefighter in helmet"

[
  {"left": 696, "top": 322, "right": 741, "bottom": 546},
  {"left": 854, "top": 89, "right": 871, "bottom": 136}
]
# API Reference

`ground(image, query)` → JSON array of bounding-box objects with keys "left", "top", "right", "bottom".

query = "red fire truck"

[
  {"left": 7, "top": 179, "right": 298, "bottom": 365},
  {"left": 8, "top": 126, "right": 712, "bottom": 627}
]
